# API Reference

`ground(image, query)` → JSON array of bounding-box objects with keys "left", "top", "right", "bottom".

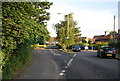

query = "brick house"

[{"left": 93, "top": 34, "right": 120, "bottom": 43}]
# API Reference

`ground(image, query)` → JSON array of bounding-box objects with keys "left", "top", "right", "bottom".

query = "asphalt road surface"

[
  {"left": 46, "top": 50, "right": 118, "bottom": 80},
  {"left": 15, "top": 47, "right": 119, "bottom": 80}
]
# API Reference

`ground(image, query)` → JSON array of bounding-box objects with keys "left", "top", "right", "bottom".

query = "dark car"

[
  {"left": 72, "top": 45, "right": 81, "bottom": 52},
  {"left": 97, "top": 46, "right": 117, "bottom": 58}
]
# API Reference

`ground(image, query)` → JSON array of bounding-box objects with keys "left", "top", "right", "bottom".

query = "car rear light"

[
  {"left": 113, "top": 50, "right": 116, "bottom": 53},
  {"left": 101, "top": 50, "right": 105, "bottom": 53}
]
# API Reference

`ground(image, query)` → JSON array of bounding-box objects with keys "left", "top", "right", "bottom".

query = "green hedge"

[
  {"left": 2, "top": 2, "right": 52, "bottom": 79},
  {"left": 94, "top": 42, "right": 108, "bottom": 50},
  {"left": 2, "top": 41, "right": 33, "bottom": 79}
]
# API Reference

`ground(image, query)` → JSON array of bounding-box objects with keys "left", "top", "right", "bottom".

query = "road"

[
  {"left": 14, "top": 46, "right": 119, "bottom": 80},
  {"left": 46, "top": 50, "right": 118, "bottom": 80}
]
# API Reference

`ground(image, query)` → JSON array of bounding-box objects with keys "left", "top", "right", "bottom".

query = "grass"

[
  {"left": 62, "top": 49, "right": 75, "bottom": 55},
  {"left": 12, "top": 57, "right": 33, "bottom": 79},
  {"left": 0, "top": 67, "right": 1, "bottom": 79}
]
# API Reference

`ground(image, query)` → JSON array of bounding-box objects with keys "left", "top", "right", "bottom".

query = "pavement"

[{"left": 14, "top": 49, "right": 60, "bottom": 79}]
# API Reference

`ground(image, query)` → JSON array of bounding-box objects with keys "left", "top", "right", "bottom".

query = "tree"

[
  {"left": 74, "top": 26, "right": 81, "bottom": 44},
  {"left": 88, "top": 40, "right": 92, "bottom": 45},
  {"left": 54, "top": 13, "right": 81, "bottom": 49},
  {"left": 82, "top": 39, "right": 87, "bottom": 43},
  {"left": 2, "top": 2, "right": 52, "bottom": 51},
  {"left": 109, "top": 31, "right": 117, "bottom": 34},
  {"left": 2, "top": 2, "right": 52, "bottom": 79}
]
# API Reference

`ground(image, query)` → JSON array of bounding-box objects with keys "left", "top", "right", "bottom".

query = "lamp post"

[
  {"left": 67, "top": 14, "right": 69, "bottom": 38},
  {"left": 56, "top": 13, "right": 72, "bottom": 50},
  {"left": 113, "top": 15, "right": 116, "bottom": 41}
]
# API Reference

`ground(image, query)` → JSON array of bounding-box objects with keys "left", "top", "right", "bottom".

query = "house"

[{"left": 93, "top": 34, "right": 120, "bottom": 43}]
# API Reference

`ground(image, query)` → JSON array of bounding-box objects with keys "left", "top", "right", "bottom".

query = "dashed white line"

[
  {"left": 65, "top": 66, "right": 68, "bottom": 68},
  {"left": 59, "top": 69, "right": 66, "bottom": 76},
  {"left": 62, "top": 70, "right": 66, "bottom": 73},
  {"left": 66, "top": 53, "right": 76, "bottom": 67},
  {"left": 59, "top": 73, "right": 64, "bottom": 76},
  {"left": 73, "top": 53, "right": 76, "bottom": 57},
  {"left": 64, "top": 61, "right": 67, "bottom": 63},
  {"left": 67, "top": 58, "right": 73, "bottom": 67}
]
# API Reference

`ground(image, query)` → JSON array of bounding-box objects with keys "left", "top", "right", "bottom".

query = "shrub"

[
  {"left": 2, "top": 41, "right": 33, "bottom": 79},
  {"left": 94, "top": 42, "right": 108, "bottom": 50}
]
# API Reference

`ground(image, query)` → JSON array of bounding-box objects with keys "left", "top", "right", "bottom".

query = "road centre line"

[
  {"left": 59, "top": 73, "right": 64, "bottom": 76},
  {"left": 62, "top": 70, "right": 66, "bottom": 73},
  {"left": 59, "top": 69, "right": 66, "bottom": 76},
  {"left": 65, "top": 66, "right": 68, "bottom": 68},
  {"left": 59, "top": 53, "right": 76, "bottom": 76},
  {"left": 67, "top": 53, "right": 76, "bottom": 67},
  {"left": 67, "top": 58, "right": 73, "bottom": 66},
  {"left": 73, "top": 53, "right": 76, "bottom": 57}
]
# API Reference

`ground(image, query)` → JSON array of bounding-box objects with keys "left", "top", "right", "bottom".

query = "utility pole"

[
  {"left": 113, "top": 15, "right": 115, "bottom": 41},
  {"left": 67, "top": 14, "right": 69, "bottom": 38}
]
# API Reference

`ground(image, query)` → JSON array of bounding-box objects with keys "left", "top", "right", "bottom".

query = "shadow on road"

[{"left": 45, "top": 45, "right": 59, "bottom": 49}]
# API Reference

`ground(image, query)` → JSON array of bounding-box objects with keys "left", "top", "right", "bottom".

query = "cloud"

[
  {"left": 47, "top": 1, "right": 118, "bottom": 38},
  {"left": 73, "top": 10, "right": 118, "bottom": 37},
  {"left": 47, "top": 4, "right": 74, "bottom": 37}
]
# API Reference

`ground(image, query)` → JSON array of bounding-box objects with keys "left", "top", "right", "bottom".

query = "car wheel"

[
  {"left": 97, "top": 54, "right": 99, "bottom": 57},
  {"left": 112, "top": 55, "right": 116, "bottom": 59},
  {"left": 99, "top": 54, "right": 103, "bottom": 58}
]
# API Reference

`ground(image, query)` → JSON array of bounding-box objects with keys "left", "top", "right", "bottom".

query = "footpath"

[{"left": 14, "top": 49, "right": 59, "bottom": 79}]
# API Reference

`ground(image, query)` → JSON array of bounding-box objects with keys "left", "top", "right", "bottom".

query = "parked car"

[
  {"left": 80, "top": 45, "right": 85, "bottom": 50},
  {"left": 72, "top": 45, "right": 81, "bottom": 52},
  {"left": 84, "top": 45, "right": 89, "bottom": 50},
  {"left": 80, "top": 45, "right": 89, "bottom": 50},
  {"left": 97, "top": 46, "right": 117, "bottom": 58}
]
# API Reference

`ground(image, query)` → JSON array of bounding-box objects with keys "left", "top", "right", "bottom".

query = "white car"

[{"left": 84, "top": 46, "right": 88, "bottom": 50}]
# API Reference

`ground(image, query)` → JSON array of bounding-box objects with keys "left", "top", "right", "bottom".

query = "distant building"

[{"left": 93, "top": 34, "right": 120, "bottom": 43}]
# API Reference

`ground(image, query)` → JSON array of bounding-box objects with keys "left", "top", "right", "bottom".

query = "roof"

[
  {"left": 87, "top": 38, "right": 94, "bottom": 42},
  {"left": 94, "top": 34, "right": 120, "bottom": 41}
]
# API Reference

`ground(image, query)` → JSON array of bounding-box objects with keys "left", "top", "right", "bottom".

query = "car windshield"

[{"left": 103, "top": 47, "right": 115, "bottom": 51}]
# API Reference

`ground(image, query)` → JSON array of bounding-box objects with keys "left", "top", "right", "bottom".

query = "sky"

[
  {"left": 46, "top": 0, "right": 119, "bottom": 38},
  {"left": 118, "top": 1, "right": 120, "bottom": 29}
]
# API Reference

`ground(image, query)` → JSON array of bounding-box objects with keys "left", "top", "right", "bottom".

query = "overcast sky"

[{"left": 46, "top": 0, "right": 119, "bottom": 38}]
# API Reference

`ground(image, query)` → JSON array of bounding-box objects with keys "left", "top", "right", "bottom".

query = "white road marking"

[
  {"left": 59, "top": 73, "right": 64, "bottom": 76},
  {"left": 73, "top": 53, "right": 76, "bottom": 57},
  {"left": 66, "top": 53, "right": 77, "bottom": 67},
  {"left": 65, "top": 66, "right": 68, "bottom": 68},
  {"left": 62, "top": 70, "right": 66, "bottom": 73},
  {"left": 56, "top": 54, "right": 61, "bottom": 56},
  {"left": 54, "top": 53, "right": 61, "bottom": 56},
  {"left": 59, "top": 53, "right": 77, "bottom": 76},
  {"left": 67, "top": 58, "right": 73, "bottom": 66},
  {"left": 64, "top": 61, "right": 67, "bottom": 63}
]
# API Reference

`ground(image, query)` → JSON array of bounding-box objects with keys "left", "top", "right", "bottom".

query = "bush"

[
  {"left": 56, "top": 44, "right": 62, "bottom": 49},
  {"left": 94, "top": 42, "right": 108, "bottom": 50},
  {"left": 2, "top": 41, "right": 33, "bottom": 79},
  {"left": 2, "top": 2, "right": 52, "bottom": 79}
]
